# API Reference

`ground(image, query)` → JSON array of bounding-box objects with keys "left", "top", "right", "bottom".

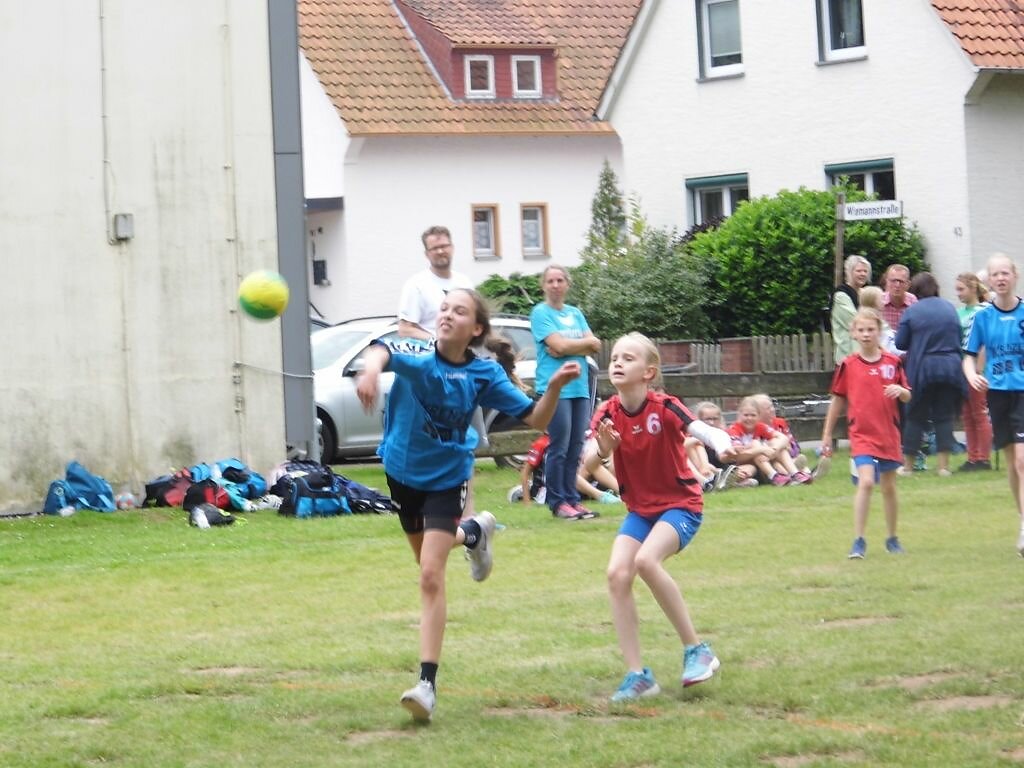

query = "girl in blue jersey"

[
  {"left": 963, "top": 253, "right": 1024, "bottom": 557},
  {"left": 356, "top": 288, "right": 580, "bottom": 722},
  {"left": 591, "top": 333, "right": 734, "bottom": 702}
]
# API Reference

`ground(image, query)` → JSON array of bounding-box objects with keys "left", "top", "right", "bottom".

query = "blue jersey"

[
  {"left": 530, "top": 302, "right": 590, "bottom": 399},
  {"left": 964, "top": 298, "right": 1024, "bottom": 391},
  {"left": 376, "top": 338, "right": 535, "bottom": 490}
]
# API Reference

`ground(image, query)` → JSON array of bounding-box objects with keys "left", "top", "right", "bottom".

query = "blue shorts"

[
  {"left": 618, "top": 508, "right": 702, "bottom": 551},
  {"left": 849, "top": 455, "right": 902, "bottom": 486}
]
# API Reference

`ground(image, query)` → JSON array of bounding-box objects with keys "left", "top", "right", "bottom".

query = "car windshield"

[{"left": 311, "top": 330, "right": 371, "bottom": 371}]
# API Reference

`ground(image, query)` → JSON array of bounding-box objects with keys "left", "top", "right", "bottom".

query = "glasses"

[{"left": 888, "top": 277, "right": 909, "bottom": 285}]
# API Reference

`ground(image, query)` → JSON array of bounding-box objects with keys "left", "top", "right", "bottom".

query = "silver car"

[{"left": 312, "top": 315, "right": 538, "bottom": 466}]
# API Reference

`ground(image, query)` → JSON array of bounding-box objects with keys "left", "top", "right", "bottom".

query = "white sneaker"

[
  {"left": 400, "top": 679, "right": 436, "bottom": 722},
  {"left": 506, "top": 486, "right": 523, "bottom": 503},
  {"left": 467, "top": 511, "right": 496, "bottom": 582},
  {"left": 715, "top": 464, "right": 736, "bottom": 490},
  {"left": 1017, "top": 527, "right": 1024, "bottom": 558},
  {"left": 811, "top": 455, "right": 831, "bottom": 480}
]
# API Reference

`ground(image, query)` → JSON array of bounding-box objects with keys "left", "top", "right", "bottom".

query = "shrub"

[
  {"left": 686, "top": 186, "right": 928, "bottom": 336},
  {"left": 572, "top": 203, "right": 713, "bottom": 341},
  {"left": 476, "top": 272, "right": 543, "bottom": 316}
]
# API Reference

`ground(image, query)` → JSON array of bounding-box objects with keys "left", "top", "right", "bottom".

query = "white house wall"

[
  {"left": 0, "top": 2, "right": 284, "bottom": 510},
  {"left": 965, "top": 74, "right": 1024, "bottom": 267},
  {"left": 315, "top": 135, "right": 621, "bottom": 321},
  {"left": 300, "top": 52, "right": 348, "bottom": 200},
  {"left": 608, "top": 0, "right": 979, "bottom": 293}
]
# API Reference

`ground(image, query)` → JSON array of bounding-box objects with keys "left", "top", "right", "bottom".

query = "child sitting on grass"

[
  {"left": 728, "top": 397, "right": 810, "bottom": 486},
  {"left": 821, "top": 307, "right": 912, "bottom": 559}
]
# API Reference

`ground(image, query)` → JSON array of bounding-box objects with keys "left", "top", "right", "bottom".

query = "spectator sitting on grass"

[
  {"left": 692, "top": 401, "right": 759, "bottom": 488},
  {"left": 727, "top": 397, "right": 811, "bottom": 486}
]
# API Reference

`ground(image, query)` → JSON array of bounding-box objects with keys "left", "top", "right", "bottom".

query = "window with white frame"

[
  {"left": 697, "top": 0, "right": 743, "bottom": 78},
  {"left": 826, "top": 159, "right": 895, "bottom": 200},
  {"left": 685, "top": 173, "right": 749, "bottom": 225},
  {"left": 472, "top": 205, "right": 500, "bottom": 258},
  {"left": 464, "top": 55, "right": 495, "bottom": 98},
  {"left": 512, "top": 55, "right": 542, "bottom": 98},
  {"left": 520, "top": 204, "right": 548, "bottom": 258},
  {"left": 817, "top": 0, "right": 865, "bottom": 62}
]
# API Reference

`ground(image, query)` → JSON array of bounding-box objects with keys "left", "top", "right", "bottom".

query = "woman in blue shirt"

[
  {"left": 357, "top": 288, "right": 579, "bottom": 722},
  {"left": 531, "top": 265, "right": 603, "bottom": 519}
]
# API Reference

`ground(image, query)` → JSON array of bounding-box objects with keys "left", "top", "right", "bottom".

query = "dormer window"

[
  {"left": 465, "top": 55, "right": 495, "bottom": 98},
  {"left": 512, "top": 55, "right": 542, "bottom": 98}
]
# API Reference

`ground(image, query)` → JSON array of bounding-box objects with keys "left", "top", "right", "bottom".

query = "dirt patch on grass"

[
  {"left": 192, "top": 666, "right": 261, "bottom": 677},
  {"left": 484, "top": 694, "right": 658, "bottom": 720},
  {"left": 346, "top": 729, "right": 414, "bottom": 746},
  {"left": 915, "top": 695, "right": 1015, "bottom": 712},
  {"left": 1001, "top": 747, "right": 1024, "bottom": 762},
  {"left": 867, "top": 672, "right": 963, "bottom": 691},
  {"left": 762, "top": 751, "right": 863, "bottom": 767},
  {"left": 817, "top": 616, "right": 896, "bottom": 628}
]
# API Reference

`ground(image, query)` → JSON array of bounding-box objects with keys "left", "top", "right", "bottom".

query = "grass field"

[{"left": 2, "top": 454, "right": 1022, "bottom": 768}]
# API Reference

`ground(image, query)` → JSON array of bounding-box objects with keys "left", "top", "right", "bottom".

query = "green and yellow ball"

[{"left": 238, "top": 270, "right": 289, "bottom": 320}]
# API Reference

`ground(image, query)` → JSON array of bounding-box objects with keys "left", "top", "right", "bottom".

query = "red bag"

[{"left": 183, "top": 480, "right": 231, "bottom": 511}]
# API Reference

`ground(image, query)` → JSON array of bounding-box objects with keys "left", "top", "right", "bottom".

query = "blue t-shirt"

[
  {"left": 375, "top": 338, "right": 535, "bottom": 490},
  {"left": 964, "top": 297, "right": 1024, "bottom": 391},
  {"left": 530, "top": 302, "right": 590, "bottom": 399}
]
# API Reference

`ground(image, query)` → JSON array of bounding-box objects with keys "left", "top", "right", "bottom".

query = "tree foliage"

[
  {"left": 581, "top": 159, "right": 628, "bottom": 260},
  {"left": 571, "top": 202, "right": 713, "bottom": 341},
  {"left": 685, "top": 186, "right": 928, "bottom": 337},
  {"left": 476, "top": 272, "right": 543, "bottom": 316}
]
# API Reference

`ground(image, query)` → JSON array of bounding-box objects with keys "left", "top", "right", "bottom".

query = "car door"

[{"left": 337, "top": 331, "right": 399, "bottom": 451}]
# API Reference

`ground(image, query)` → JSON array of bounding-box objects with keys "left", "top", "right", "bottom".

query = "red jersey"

[
  {"left": 830, "top": 351, "right": 909, "bottom": 462},
  {"left": 525, "top": 433, "right": 550, "bottom": 469},
  {"left": 591, "top": 391, "right": 702, "bottom": 516},
  {"left": 726, "top": 421, "right": 777, "bottom": 447},
  {"left": 770, "top": 416, "right": 801, "bottom": 457}
]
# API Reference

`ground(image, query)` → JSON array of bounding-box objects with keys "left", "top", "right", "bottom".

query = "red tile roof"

[
  {"left": 932, "top": 0, "right": 1024, "bottom": 68},
  {"left": 298, "top": 0, "right": 642, "bottom": 136}
]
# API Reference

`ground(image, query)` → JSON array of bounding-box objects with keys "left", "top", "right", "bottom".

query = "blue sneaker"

[
  {"left": 848, "top": 537, "right": 866, "bottom": 559},
  {"left": 885, "top": 536, "right": 904, "bottom": 554},
  {"left": 610, "top": 668, "right": 660, "bottom": 702},
  {"left": 598, "top": 490, "right": 621, "bottom": 505},
  {"left": 682, "top": 642, "right": 720, "bottom": 687}
]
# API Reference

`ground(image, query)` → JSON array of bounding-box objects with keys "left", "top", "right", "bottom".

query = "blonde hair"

[
  {"left": 852, "top": 307, "right": 883, "bottom": 331},
  {"left": 987, "top": 252, "right": 1017, "bottom": 276},
  {"left": 613, "top": 332, "right": 663, "bottom": 389},
  {"left": 695, "top": 401, "right": 721, "bottom": 419},
  {"left": 859, "top": 285, "right": 884, "bottom": 311},
  {"left": 956, "top": 272, "right": 988, "bottom": 304},
  {"left": 844, "top": 254, "right": 871, "bottom": 283},
  {"left": 738, "top": 396, "right": 761, "bottom": 414}
]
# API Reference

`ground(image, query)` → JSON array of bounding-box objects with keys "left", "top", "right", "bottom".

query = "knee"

[
  {"left": 607, "top": 563, "right": 634, "bottom": 595},
  {"left": 419, "top": 564, "right": 445, "bottom": 598},
  {"left": 633, "top": 552, "right": 662, "bottom": 582}
]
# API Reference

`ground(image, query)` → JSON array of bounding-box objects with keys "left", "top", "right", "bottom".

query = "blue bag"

[
  {"left": 272, "top": 464, "right": 351, "bottom": 518},
  {"left": 43, "top": 461, "right": 116, "bottom": 514}
]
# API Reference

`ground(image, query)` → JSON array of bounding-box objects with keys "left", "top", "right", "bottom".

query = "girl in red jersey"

[
  {"left": 820, "top": 308, "right": 912, "bottom": 559},
  {"left": 592, "top": 333, "right": 734, "bottom": 702}
]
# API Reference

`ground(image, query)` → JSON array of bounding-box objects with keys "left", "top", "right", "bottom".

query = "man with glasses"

[
  {"left": 880, "top": 264, "right": 917, "bottom": 333},
  {"left": 398, "top": 225, "right": 473, "bottom": 340}
]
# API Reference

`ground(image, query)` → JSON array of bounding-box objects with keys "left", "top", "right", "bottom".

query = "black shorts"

[
  {"left": 386, "top": 474, "right": 467, "bottom": 535},
  {"left": 987, "top": 390, "right": 1024, "bottom": 449}
]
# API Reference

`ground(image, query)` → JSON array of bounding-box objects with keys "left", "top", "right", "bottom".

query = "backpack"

[
  {"left": 271, "top": 462, "right": 351, "bottom": 518},
  {"left": 338, "top": 476, "right": 396, "bottom": 514},
  {"left": 43, "top": 461, "right": 116, "bottom": 514},
  {"left": 143, "top": 470, "right": 194, "bottom": 508},
  {"left": 183, "top": 479, "right": 231, "bottom": 511}
]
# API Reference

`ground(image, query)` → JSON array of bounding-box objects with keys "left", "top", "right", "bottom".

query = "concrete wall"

[
  {"left": 965, "top": 74, "right": 1024, "bottom": 268},
  {"left": 607, "top": 0, "right": 981, "bottom": 294},
  {"left": 309, "top": 133, "right": 621, "bottom": 321},
  {"left": 0, "top": 1, "right": 285, "bottom": 510}
]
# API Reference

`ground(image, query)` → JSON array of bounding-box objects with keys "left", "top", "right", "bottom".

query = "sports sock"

[
  {"left": 420, "top": 662, "right": 438, "bottom": 689},
  {"left": 460, "top": 518, "right": 482, "bottom": 549}
]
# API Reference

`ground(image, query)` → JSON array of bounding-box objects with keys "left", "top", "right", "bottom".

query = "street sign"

[{"left": 841, "top": 200, "right": 903, "bottom": 221}]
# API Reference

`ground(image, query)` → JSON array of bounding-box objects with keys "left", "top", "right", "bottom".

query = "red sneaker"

[{"left": 770, "top": 473, "right": 790, "bottom": 487}]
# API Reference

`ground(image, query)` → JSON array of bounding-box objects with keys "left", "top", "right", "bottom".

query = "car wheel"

[
  {"left": 494, "top": 452, "right": 526, "bottom": 471},
  {"left": 318, "top": 413, "right": 337, "bottom": 465}
]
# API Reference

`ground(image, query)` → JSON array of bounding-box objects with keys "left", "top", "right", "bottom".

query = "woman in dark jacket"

[{"left": 894, "top": 272, "right": 967, "bottom": 476}]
